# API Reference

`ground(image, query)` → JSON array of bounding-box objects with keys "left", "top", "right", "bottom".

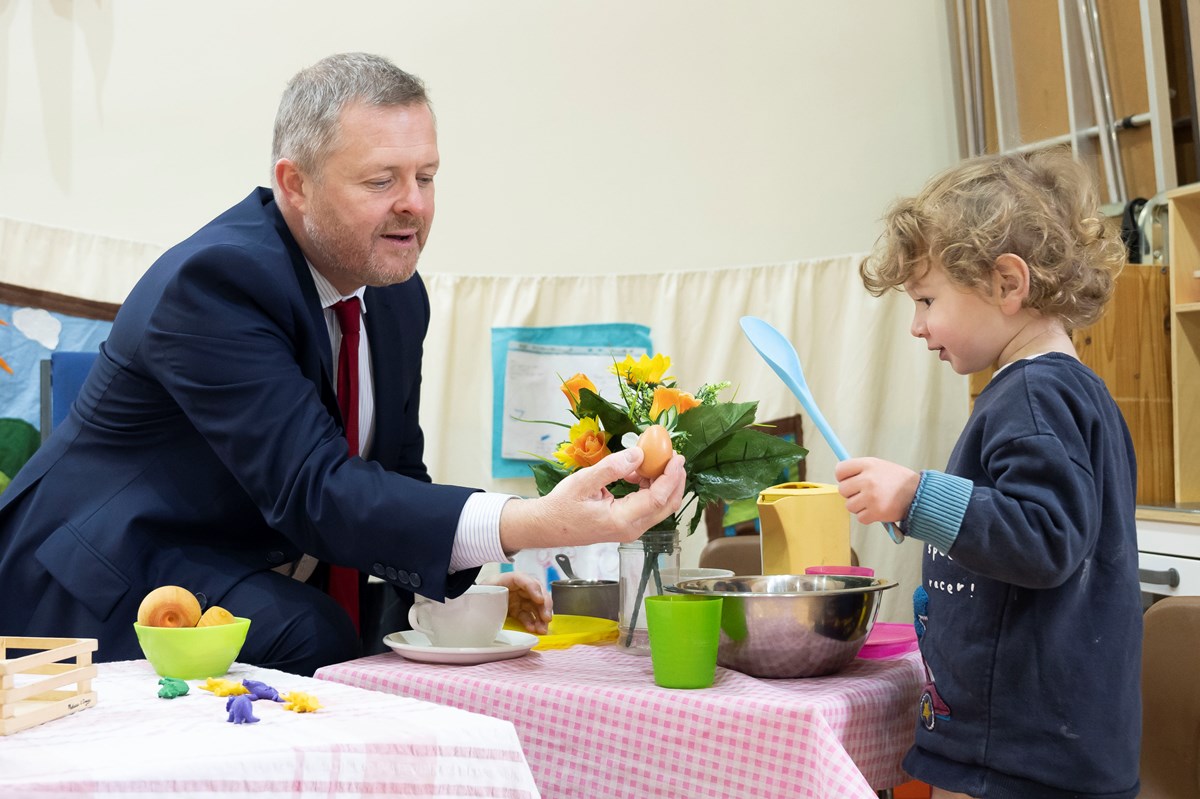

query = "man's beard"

[{"left": 303, "top": 206, "right": 421, "bottom": 288}]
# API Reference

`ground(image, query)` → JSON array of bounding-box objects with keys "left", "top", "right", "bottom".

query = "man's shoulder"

[
  {"left": 121, "top": 188, "right": 302, "bottom": 313},
  {"left": 182, "top": 187, "right": 285, "bottom": 250},
  {"left": 149, "top": 189, "right": 296, "bottom": 279}
]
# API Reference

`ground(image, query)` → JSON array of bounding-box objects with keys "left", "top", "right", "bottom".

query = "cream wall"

[{"left": 0, "top": 1, "right": 960, "bottom": 296}]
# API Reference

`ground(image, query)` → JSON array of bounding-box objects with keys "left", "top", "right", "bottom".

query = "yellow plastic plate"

[{"left": 503, "top": 614, "right": 618, "bottom": 650}]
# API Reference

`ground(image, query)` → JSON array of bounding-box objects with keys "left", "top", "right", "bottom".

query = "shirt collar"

[
  {"left": 306, "top": 262, "right": 368, "bottom": 314},
  {"left": 992, "top": 351, "right": 1049, "bottom": 377}
]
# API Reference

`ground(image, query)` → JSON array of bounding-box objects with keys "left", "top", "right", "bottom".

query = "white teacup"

[{"left": 407, "top": 584, "right": 509, "bottom": 648}]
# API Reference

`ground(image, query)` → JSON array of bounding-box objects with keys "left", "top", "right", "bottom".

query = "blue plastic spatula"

[{"left": 739, "top": 315, "right": 904, "bottom": 544}]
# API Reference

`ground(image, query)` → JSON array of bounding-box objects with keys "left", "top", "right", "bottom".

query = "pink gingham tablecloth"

[
  {"left": 314, "top": 645, "right": 924, "bottom": 799},
  {"left": 0, "top": 659, "right": 539, "bottom": 798}
]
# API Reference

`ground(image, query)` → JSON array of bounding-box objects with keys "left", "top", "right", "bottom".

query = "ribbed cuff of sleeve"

[
  {"left": 904, "top": 470, "right": 973, "bottom": 554},
  {"left": 449, "top": 492, "right": 517, "bottom": 573}
]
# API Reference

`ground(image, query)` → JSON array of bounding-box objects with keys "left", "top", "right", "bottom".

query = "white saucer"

[{"left": 383, "top": 629, "right": 539, "bottom": 665}]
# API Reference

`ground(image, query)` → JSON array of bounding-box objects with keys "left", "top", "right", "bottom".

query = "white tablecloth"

[{"left": 0, "top": 660, "right": 540, "bottom": 798}]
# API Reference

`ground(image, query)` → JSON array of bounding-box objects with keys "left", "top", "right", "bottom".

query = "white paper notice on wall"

[
  {"left": 501, "top": 341, "right": 646, "bottom": 461},
  {"left": 491, "top": 323, "right": 651, "bottom": 479}
]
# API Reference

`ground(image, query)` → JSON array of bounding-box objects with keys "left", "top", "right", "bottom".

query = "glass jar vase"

[{"left": 617, "top": 525, "right": 681, "bottom": 654}]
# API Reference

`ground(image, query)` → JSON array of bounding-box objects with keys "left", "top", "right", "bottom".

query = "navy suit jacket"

[{"left": 0, "top": 188, "right": 479, "bottom": 658}]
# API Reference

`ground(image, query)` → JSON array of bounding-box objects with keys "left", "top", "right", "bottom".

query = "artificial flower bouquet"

[{"left": 529, "top": 352, "right": 807, "bottom": 537}]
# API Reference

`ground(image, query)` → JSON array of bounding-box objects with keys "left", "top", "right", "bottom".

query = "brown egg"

[
  {"left": 137, "top": 585, "right": 203, "bottom": 628},
  {"left": 636, "top": 425, "right": 673, "bottom": 479}
]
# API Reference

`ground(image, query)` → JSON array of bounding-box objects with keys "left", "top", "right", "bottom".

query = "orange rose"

[
  {"left": 649, "top": 386, "right": 700, "bottom": 422},
  {"left": 553, "top": 417, "right": 611, "bottom": 469},
  {"left": 560, "top": 373, "right": 597, "bottom": 412}
]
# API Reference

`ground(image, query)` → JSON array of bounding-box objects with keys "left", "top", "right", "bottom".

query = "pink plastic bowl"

[
  {"left": 804, "top": 565, "right": 875, "bottom": 577},
  {"left": 858, "top": 622, "right": 919, "bottom": 659}
]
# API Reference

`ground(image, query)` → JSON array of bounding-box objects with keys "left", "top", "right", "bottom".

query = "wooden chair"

[
  {"left": 1139, "top": 595, "right": 1200, "bottom": 798},
  {"left": 698, "top": 414, "right": 805, "bottom": 575},
  {"left": 698, "top": 535, "right": 765, "bottom": 576}
]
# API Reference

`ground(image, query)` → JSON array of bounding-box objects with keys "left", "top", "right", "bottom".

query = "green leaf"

[
  {"left": 576, "top": 387, "right": 636, "bottom": 446},
  {"left": 531, "top": 457, "right": 643, "bottom": 500},
  {"left": 529, "top": 460, "right": 571, "bottom": 496},
  {"left": 723, "top": 496, "right": 761, "bottom": 526},
  {"left": 673, "top": 401, "right": 759, "bottom": 462},
  {"left": 607, "top": 481, "right": 640, "bottom": 499},
  {"left": 688, "top": 428, "right": 807, "bottom": 504}
]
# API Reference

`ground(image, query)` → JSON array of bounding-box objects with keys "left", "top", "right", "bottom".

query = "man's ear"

[
  {"left": 274, "top": 159, "right": 309, "bottom": 212},
  {"left": 993, "top": 253, "right": 1030, "bottom": 313}
]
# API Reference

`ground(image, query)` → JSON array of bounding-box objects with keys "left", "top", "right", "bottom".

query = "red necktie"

[{"left": 329, "top": 298, "right": 361, "bottom": 634}]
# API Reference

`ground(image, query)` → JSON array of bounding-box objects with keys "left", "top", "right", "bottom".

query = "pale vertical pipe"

[
  {"left": 1085, "top": 0, "right": 1128, "bottom": 201},
  {"left": 1074, "top": 0, "right": 1120, "bottom": 203},
  {"left": 1140, "top": 0, "right": 1179, "bottom": 195},
  {"left": 956, "top": 0, "right": 980, "bottom": 157}
]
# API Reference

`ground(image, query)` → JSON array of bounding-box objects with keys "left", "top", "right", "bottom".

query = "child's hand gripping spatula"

[{"left": 740, "top": 315, "right": 904, "bottom": 544}]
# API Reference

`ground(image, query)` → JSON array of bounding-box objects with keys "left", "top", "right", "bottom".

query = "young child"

[{"left": 835, "top": 148, "right": 1141, "bottom": 799}]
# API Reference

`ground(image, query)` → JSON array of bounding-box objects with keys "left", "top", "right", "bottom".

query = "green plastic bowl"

[{"left": 133, "top": 617, "right": 251, "bottom": 680}]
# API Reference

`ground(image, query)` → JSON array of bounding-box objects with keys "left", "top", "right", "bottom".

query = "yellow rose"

[
  {"left": 560, "top": 373, "right": 597, "bottom": 412},
  {"left": 610, "top": 353, "right": 672, "bottom": 385},
  {"left": 649, "top": 386, "right": 700, "bottom": 422},
  {"left": 552, "top": 417, "right": 611, "bottom": 469}
]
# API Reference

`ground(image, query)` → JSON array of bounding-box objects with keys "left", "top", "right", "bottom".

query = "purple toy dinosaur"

[
  {"left": 242, "top": 679, "right": 283, "bottom": 702},
  {"left": 225, "top": 694, "right": 260, "bottom": 724}
]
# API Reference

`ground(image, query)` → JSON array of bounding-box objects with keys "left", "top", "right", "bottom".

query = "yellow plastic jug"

[{"left": 757, "top": 482, "right": 852, "bottom": 574}]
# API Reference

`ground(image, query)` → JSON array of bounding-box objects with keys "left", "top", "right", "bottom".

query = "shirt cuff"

[
  {"left": 449, "top": 492, "right": 516, "bottom": 572},
  {"left": 904, "top": 470, "right": 973, "bottom": 554}
]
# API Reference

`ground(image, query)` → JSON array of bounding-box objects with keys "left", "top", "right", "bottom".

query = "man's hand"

[
  {"left": 834, "top": 457, "right": 920, "bottom": 527},
  {"left": 498, "top": 447, "right": 687, "bottom": 554},
  {"left": 483, "top": 571, "right": 552, "bottom": 634}
]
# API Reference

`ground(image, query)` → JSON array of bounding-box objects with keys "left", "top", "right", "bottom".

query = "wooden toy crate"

[{"left": 0, "top": 636, "right": 98, "bottom": 735}]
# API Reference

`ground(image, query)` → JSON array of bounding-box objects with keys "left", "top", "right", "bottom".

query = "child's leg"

[{"left": 930, "top": 790, "right": 977, "bottom": 799}]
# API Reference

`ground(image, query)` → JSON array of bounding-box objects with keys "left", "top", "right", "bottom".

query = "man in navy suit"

[{"left": 0, "top": 53, "right": 685, "bottom": 675}]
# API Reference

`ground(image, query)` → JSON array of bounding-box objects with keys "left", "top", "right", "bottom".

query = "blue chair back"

[{"left": 40, "top": 351, "right": 99, "bottom": 439}]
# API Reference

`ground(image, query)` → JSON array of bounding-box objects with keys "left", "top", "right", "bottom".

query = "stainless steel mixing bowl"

[{"left": 666, "top": 574, "right": 898, "bottom": 678}]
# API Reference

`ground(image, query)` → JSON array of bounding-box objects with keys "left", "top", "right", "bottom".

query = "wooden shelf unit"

[
  {"left": 1167, "top": 184, "right": 1200, "bottom": 505},
  {"left": 968, "top": 262, "right": 1174, "bottom": 507},
  {"left": 1072, "top": 264, "right": 1174, "bottom": 506}
]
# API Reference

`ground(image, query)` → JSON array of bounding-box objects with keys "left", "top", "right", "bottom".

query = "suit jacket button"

[
  {"left": 267, "top": 550, "right": 286, "bottom": 564},
  {"left": 373, "top": 563, "right": 386, "bottom": 576},
  {"left": 397, "top": 570, "right": 410, "bottom": 584},
  {"left": 385, "top": 566, "right": 398, "bottom": 581},
  {"left": 409, "top": 574, "right": 421, "bottom": 589}
]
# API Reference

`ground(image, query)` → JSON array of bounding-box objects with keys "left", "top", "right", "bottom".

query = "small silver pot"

[{"left": 551, "top": 579, "right": 619, "bottom": 621}]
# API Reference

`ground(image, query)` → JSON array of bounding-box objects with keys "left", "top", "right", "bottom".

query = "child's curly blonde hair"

[{"left": 859, "top": 147, "right": 1126, "bottom": 331}]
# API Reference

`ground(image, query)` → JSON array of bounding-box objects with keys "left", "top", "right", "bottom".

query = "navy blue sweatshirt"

[{"left": 901, "top": 353, "right": 1141, "bottom": 799}]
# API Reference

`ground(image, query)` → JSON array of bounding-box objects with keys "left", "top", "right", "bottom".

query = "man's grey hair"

[{"left": 271, "top": 52, "right": 430, "bottom": 185}]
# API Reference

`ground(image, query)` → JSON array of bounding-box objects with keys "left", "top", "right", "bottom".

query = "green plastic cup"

[{"left": 645, "top": 594, "right": 723, "bottom": 689}]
